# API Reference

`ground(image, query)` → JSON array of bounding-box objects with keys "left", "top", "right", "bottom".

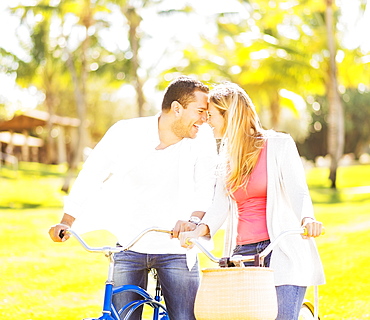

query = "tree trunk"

[
  {"left": 124, "top": 6, "right": 146, "bottom": 117},
  {"left": 62, "top": 53, "right": 87, "bottom": 192},
  {"left": 62, "top": 39, "right": 89, "bottom": 192},
  {"left": 325, "top": 0, "right": 345, "bottom": 189},
  {"left": 44, "top": 88, "right": 56, "bottom": 164},
  {"left": 62, "top": 0, "right": 91, "bottom": 192},
  {"left": 270, "top": 91, "right": 280, "bottom": 130}
]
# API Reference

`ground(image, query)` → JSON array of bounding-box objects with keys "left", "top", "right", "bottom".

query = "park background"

[{"left": 1, "top": 0, "right": 370, "bottom": 319}]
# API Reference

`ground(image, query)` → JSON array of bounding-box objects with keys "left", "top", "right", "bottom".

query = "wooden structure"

[{"left": 0, "top": 109, "right": 80, "bottom": 164}]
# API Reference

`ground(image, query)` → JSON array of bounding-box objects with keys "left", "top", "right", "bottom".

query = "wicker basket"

[{"left": 194, "top": 267, "right": 278, "bottom": 320}]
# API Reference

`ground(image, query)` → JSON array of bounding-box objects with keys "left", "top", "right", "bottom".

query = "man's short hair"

[{"left": 162, "top": 76, "right": 209, "bottom": 111}]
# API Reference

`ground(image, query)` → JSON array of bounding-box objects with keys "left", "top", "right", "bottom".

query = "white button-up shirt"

[{"left": 65, "top": 114, "right": 217, "bottom": 255}]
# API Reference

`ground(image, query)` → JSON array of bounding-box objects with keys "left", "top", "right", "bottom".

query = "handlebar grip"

[
  {"left": 302, "top": 226, "right": 326, "bottom": 236},
  {"left": 185, "top": 238, "right": 193, "bottom": 246},
  {"left": 59, "top": 229, "right": 66, "bottom": 239}
]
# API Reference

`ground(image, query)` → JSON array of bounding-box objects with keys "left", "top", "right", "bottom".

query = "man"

[{"left": 49, "top": 76, "right": 217, "bottom": 320}]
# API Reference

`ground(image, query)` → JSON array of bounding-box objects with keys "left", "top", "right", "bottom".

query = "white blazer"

[{"left": 202, "top": 131, "right": 325, "bottom": 286}]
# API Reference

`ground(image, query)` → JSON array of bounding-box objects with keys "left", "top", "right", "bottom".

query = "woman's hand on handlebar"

[
  {"left": 48, "top": 224, "right": 71, "bottom": 242},
  {"left": 179, "top": 230, "right": 197, "bottom": 248},
  {"left": 301, "top": 217, "right": 324, "bottom": 239}
]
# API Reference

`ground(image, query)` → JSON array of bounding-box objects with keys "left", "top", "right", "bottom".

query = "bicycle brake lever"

[{"left": 59, "top": 229, "right": 65, "bottom": 240}]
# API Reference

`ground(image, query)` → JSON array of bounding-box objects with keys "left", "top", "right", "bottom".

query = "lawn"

[{"left": 1, "top": 162, "right": 370, "bottom": 319}]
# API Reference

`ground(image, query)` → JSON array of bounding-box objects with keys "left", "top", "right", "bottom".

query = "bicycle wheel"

[{"left": 298, "top": 301, "right": 320, "bottom": 320}]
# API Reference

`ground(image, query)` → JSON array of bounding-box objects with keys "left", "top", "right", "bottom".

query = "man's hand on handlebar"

[
  {"left": 172, "top": 211, "right": 206, "bottom": 239},
  {"left": 171, "top": 220, "right": 197, "bottom": 239},
  {"left": 49, "top": 213, "right": 75, "bottom": 242}
]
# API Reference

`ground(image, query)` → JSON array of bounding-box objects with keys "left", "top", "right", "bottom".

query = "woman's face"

[{"left": 207, "top": 102, "right": 225, "bottom": 139}]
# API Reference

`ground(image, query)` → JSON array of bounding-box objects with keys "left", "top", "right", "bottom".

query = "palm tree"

[
  {"left": 59, "top": 0, "right": 118, "bottom": 191},
  {"left": 325, "top": 0, "right": 345, "bottom": 188},
  {"left": 160, "top": 0, "right": 347, "bottom": 187},
  {"left": 9, "top": 2, "right": 74, "bottom": 164},
  {"left": 111, "top": 0, "right": 201, "bottom": 117},
  {"left": 60, "top": 0, "right": 94, "bottom": 192}
]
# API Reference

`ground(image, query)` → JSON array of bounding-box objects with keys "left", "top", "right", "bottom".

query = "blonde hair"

[{"left": 209, "top": 82, "right": 265, "bottom": 193}]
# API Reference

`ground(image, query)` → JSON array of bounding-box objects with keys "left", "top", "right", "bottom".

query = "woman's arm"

[
  {"left": 281, "top": 136, "right": 323, "bottom": 238},
  {"left": 179, "top": 174, "right": 230, "bottom": 247}
]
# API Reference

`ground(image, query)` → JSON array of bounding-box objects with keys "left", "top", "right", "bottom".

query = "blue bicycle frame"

[
  {"left": 94, "top": 253, "right": 169, "bottom": 320},
  {"left": 66, "top": 229, "right": 169, "bottom": 320}
]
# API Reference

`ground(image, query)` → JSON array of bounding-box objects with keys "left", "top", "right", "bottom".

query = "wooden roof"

[{"left": 0, "top": 110, "right": 80, "bottom": 132}]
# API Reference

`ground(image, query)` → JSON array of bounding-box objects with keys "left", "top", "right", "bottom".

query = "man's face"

[{"left": 171, "top": 90, "right": 208, "bottom": 139}]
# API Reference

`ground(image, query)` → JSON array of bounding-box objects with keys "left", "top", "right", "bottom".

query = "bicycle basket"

[{"left": 194, "top": 267, "right": 278, "bottom": 320}]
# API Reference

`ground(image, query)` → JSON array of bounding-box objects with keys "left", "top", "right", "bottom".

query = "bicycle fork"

[
  {"left": 85, "top": 252, "right": 169, "bottom": 320},
  {"left": 152, "top": 271, "right": 170, "bottom": 320},
  {"left": 97, "top": 253, "right": 119, "bottom": 320}
]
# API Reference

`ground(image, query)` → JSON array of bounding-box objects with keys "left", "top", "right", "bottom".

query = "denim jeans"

[
  {"left": 112, "top": 250, "right": 199, "bottom": 320},
  {"left": 232, "top": 240, "right": 307, "bottom": 320},
  {"left": 275, "top": 285, "right": 307, "bottom": 320},
  {"left": 233, "top": 240, "right": 272, "bottom": 267}
]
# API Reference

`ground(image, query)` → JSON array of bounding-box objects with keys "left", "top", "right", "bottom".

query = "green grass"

[
  {"left": 1, "top": 162, "right": 370, "bottom": 319},
  {"left": 305, "top": 166, "right": 370, "bottom": 319},
  {"left": 0, "top": 162, "right": 67, "bottom": 209}
]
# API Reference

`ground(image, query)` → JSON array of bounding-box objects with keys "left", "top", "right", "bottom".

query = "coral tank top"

[{"left": 232, "top": 142, "right": 269, "bottom": 245}]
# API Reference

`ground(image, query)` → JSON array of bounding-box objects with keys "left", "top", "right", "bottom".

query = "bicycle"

[
  {"left": 65, "top": 227, "right": 321, "bottom": 320},
  {"left": 63, "top": 228, "right": 173, "bottom": 320}
]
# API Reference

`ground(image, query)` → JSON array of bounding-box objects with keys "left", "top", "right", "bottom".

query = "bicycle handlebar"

[
  {"left": 65, "top": 227, "right": 173, "bottom": 255},
  {"left": 66, "top": 226, "right": 323, "bottom": 267},
  {"left": 189, "top": 227, "right": 323, "bottom": 267},
  {"left": 66, "top": 229, "right": 123, "bottom": 254},
  {"left": 65, "top": 227, "right": 222, "bottom": 262}
]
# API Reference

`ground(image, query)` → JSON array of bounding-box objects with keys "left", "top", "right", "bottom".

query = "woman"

[{"left": 180, "top": 82, "right": 325, "bottom": 320}]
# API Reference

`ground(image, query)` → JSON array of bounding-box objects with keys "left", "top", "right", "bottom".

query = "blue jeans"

[
  {"left": 112, "top": 250, "right": 199, "bottom": 320},
  {"left": 275, "top": 285, "right": 306, "bottom": 320},
  {"left": 233, "top": 241, "right": 307, "bottom": 320},
  {"left": 233, "top": 240, "right": 272, "bottom": 267}
]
